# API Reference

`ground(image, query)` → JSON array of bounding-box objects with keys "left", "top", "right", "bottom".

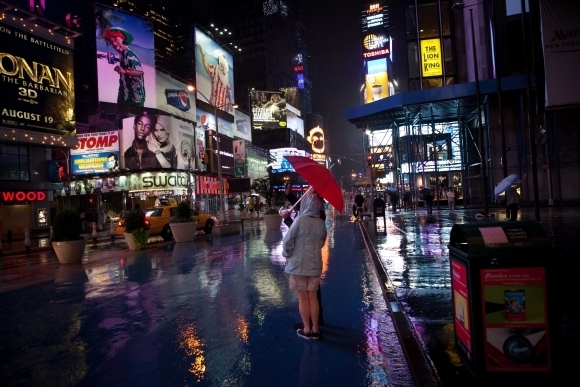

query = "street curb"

[{"left": 358, "top": 219, "right": 441, "bottom": 387}]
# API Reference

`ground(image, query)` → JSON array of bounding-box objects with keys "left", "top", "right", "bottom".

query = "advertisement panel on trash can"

[
  {"left": 480, "top": 267, "right": 551, "bottom": 372},
  {"left": 451, "top": 259, "right": 473, "bottom": 367}
]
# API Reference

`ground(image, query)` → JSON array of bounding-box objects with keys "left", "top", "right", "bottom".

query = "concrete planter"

[
  {"left": 124, "top": 231, "right": 149, "bottom": 250},
  {"left": 169, "top": 222, "right": 196, "bottom": 242},
  {"left": 52, "top": 239, "right": 87, "bottom": 264},
  {"left": 263, "top": 214, "right": 283, "bottom": 231}
]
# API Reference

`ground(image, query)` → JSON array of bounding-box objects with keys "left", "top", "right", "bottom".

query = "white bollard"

[
  {"left": 25, "top": 228, "right": 31, "bottom": 251},
  {"left": 92, "top": 222, "right": 97, "bottom": 241}
]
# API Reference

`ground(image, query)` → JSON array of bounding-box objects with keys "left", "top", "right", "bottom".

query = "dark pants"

[{"left": 506, "top": 203, "right": 519, "bottom": 221}]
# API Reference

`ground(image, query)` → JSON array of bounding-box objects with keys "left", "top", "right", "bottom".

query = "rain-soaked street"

[
  {"left": 0, "top": 214, "right": 414, "bottom": 387},
  {"left": 1, "top": 206, "right": 579, "bottom": 386}
]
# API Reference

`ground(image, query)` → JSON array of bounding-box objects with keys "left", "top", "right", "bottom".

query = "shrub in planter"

[
  {"left": 170, "top": 201, "right": 196, "bottom": 242},
  {"left": 172, "top": 201, "right": 194, "bottom": 223},
  {"left": 124, "top": 209, "right": 149, "bottom": 249},
  {"left": 264, "top": 207, "right": 279, "bottom": 215},
  {"left": 52, "top": 209, "right": 83, "bottom": 241}
]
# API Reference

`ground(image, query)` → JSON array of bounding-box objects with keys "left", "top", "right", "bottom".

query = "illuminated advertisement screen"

[
  {"left": 234, "top": 110, "right": 252, "bottom": 142},
  {"left": 250, "top": 90, "right": 288, "bottom": 128},
  {"left": 95, "top": 4, "right": 156, "bottom": 108},
  {"left": 270, "top": 148, "right": 306, "bottom": 173},
  {"left": 361, "top": 2, "right": 387, "bottom": 33},
  {"left": 70, "top": 131, "right": 120, "bottom": 175},
  {"left": 420, "top": 38, "right": 443, "bottom": 77},
  {"left": 0, "top": 19, "right": 74, "bottom": 132},
  {"left": 195, "top": 27, "right": 235, "bottom": 114},
  {"left": 362, "top": 33, "right": 390, "bottom": 59},
  {"left": 365, "top": 58, "right": 389, "bottom": 103},
  {"left": 121, "top": 115, "right": 195, "bottom": 171},
  {"left": 155, "top": 70, "right": 195, "bottom": 122},
  {"left": 451, "top": 259, "right": 473, "bottom": 365},
  {"left": 196, "top": 108, "right": 234, "bottom": 138}
]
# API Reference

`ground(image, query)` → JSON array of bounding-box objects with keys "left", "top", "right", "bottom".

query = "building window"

[{"left": 0, "top": 144, "right": 29, "bottom": 181}]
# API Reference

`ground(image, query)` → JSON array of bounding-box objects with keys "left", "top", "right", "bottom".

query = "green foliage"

[
  {"left": 124, "top": 209, "right": 146, "bottom": 233},
  {"left": 227, "top": 196, "right": 239, "bottom": 209},
  {"left": 131, "top": 227, "right": 149, "bottom": 249},
  {"left": 264, "top": 207, "right": 279, "bottom": 215},
  {"left": 250, "top": 176, "right": 273, "bottom": 205},
  {"left": 173, "top": 201, "right": 194, "bottom": 223},
  {"left": 52, "top": 209, "right": 82, "bottom": 241}
]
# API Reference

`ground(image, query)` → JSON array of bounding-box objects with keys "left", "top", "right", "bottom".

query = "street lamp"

[{"left": 194, "top": 87, "right": 237, "bottom": 224}]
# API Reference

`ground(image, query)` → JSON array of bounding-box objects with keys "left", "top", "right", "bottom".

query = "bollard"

[
  {"left": 50, "top": 225, "right": 54, "bottom": 241},
  {"left": 7, "top": 228, "right": 12, "bottom": 243},
  {"left": 92, "top": 222, "right": 97, "bottom": 242},
  {"left": 110, "top": 218, "right": 116, "bottom": 240},
  {"left": 24, "top": 228, "right": 31, "bottom": 252}
]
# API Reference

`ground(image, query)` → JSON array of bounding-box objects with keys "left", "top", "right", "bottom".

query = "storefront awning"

[{"left": 345, "top": 74, "right": 530, "bottom": 131}]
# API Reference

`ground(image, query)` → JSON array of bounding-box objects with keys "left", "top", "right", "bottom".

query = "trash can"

[{"left": 448, "top": 221, "right": 555, "bottom": 380}]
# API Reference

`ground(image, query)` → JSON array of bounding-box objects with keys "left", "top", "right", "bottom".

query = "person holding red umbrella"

[{"left": 282, "top": 190, "right": 327, "bottom": 340}]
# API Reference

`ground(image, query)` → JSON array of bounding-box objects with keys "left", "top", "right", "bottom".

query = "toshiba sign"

[{"left": 1, "top": 190, "right": 47, "bottom": 202}]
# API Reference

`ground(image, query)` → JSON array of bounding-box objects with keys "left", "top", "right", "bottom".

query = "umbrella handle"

[{"left": 279, "top": 186, "right": 314, "bottom": 216}]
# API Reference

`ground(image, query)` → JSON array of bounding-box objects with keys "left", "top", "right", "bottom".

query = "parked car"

[{"left": 116, "top": 205, "right": 217, "bottom": 240}]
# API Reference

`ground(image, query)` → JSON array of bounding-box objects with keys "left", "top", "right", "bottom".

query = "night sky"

[{"left": 300, "top": 0, "right": 366, "bottom": 188}]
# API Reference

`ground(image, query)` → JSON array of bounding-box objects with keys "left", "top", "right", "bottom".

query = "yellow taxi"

[{"left": 116, "top": 205, "right": 217, "bottom": 240}]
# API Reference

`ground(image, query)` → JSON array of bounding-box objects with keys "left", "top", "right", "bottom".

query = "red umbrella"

[{"left": 284, "top": 155, "right": 344, "bottom": 213}]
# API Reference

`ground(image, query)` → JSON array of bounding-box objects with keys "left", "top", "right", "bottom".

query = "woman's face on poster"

[{"left": 153, "top": 122, "right": 169, "bottom": 142}]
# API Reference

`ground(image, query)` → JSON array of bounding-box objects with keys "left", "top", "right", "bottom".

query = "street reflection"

[{"left": 176, "top": 315, "right": 206, "bottom": 381}]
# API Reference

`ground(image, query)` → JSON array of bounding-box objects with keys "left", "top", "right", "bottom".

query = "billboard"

[
  {"left": 95, "top": 4, "right": 156, "bottom": 108},
  {"left": 420, "top": 39, "right": 443, "bottom": 77},
  {"left": 269, "top": 147, "right": 307, "bottom": 173},
  {"left": 0, "top": 19, "right": 74, "bottom": 132},
  {"left": 361, "top": 2, "right": 388, "bottom": 33},
  {"left": 195, "top": 27, "right": 234, "bottom": 113},
  {"left": 196, "top": 108, "right": 234, "bottom": 138},
  {"left": 250, "top": 90, "right": 287, "bottom": 128},
  {"left": 70, "top": 131, "right": 120, "bottom": 175},
  {"left": 307, "top": 126, "right": 326, "bottom": 164},
  {"left": 364, "top": 58, "right": 389, "bottom": 103},
  {"left": 155, "top": 70, "right": 196, "bottom": 121},
  {"left": 234, "top": 110, "right": 252, "bottom": 142},
  {"left": 121, "top": 114, "right": 195, "bottom": 171}
]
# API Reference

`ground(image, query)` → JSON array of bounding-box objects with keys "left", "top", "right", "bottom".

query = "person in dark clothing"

[
  {"left": 354, "top": 193, "right": 365, "bottom": 220},
  {"left": 391, "top": 192, "right": 399, "bottom": 212},
  {"left": 373, "top": 194, "right": 386, "bottom": 219},
  {"left": 402, "top": 192, "right": 411, "bottom": 211},
  {"left": 283, "top": 184, "right": 325, "bottom": 329},
  {"left": 422, "top": 187, "right": 434, "bottom": 216}
]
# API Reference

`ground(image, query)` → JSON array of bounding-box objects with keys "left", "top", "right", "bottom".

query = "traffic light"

[
  {"left": 201, "top": 152, "right": 208, "bottom": 165},
  {"left": 367, "top": 154, "right": 372, "bottom": 167}
]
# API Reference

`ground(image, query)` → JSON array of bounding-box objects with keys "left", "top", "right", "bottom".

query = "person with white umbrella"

[{"left": 505, "top": 174, "right": 527, "bottom": 221}]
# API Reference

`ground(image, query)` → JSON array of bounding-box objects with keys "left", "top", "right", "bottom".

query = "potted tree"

[
  {"left": 52, "top": 209, "right": 86, "bottom": 264},
  {"left": 169, "top": 201, "right": 196, "bottom": 242},
  {"left": 226, "top": 196, "right": 239, "bottom": 210},
  {"left": 251, "top": 177, "right": 281, "bottom": 230},
  {"left": 123, "top": 209, "right": 149, "bottom": 250}
]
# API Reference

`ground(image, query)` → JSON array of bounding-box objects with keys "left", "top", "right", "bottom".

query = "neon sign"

[{"left": 1, "top": 190, "right": 47, "bottom": 202}]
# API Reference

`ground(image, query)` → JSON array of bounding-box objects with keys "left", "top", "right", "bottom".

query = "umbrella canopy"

[
  {"left": 284, "top": 156, "right": 344, "bottom": 213},
  {"left": 494, "top": 174, "right": 520, "bottom": 196}
]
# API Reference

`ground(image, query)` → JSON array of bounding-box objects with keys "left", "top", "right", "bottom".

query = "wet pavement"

[
  {"left": 0, "top": 215, "right": 415, "bottom": 387},
  {"left": 1, "top": 206, "right": 579, "bottom": 386},
  {"left": 362, "top": 205, "right": 580, "bottom": 386}
]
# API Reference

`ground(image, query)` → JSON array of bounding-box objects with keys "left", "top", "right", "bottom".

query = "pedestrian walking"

[
  {"left": 402, "top": 192, "right": 411, "bottom": 211},
  {"left": 391, "top": 192, "right": 399, "bottom": 212},
  {"left": 247, "top": 197, "right": 255, "bottom": 217},
  {"left": 373, "top": 194, "right": 386, "bottom": 220},
  {"left": 424, "top": 191, "right": 434, "bottom": 216},
  {"left": 282, "top": 191, "right": 327, "bottom": 340},
  {"left": 354, "top": 193, "right": 365, "bottom": 220},
  {"left": 446, "top": 188, "right": 455, "bottom": 212}
]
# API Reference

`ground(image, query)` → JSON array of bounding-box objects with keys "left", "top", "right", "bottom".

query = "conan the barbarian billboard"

[{"left": 0, "top": 19, "right": 75, "bottom": 132}]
